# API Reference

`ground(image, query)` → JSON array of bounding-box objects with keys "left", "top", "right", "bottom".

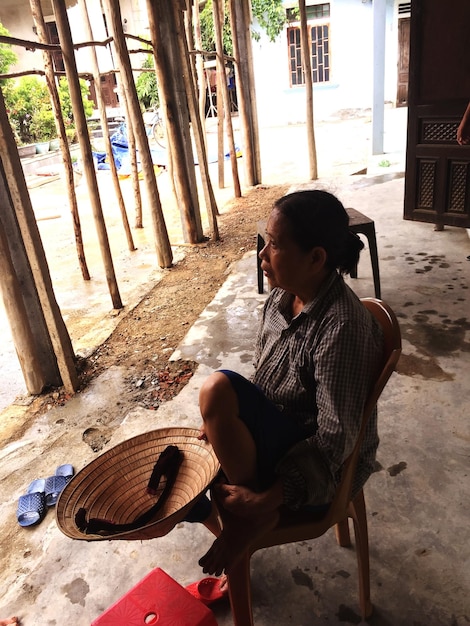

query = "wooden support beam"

[
  {"left": 78, "top": 0, "right": 136, "bottom": 253},
  {"left": 175, "top": 2, "right": 220, "bottom": 239},
  {"left": 0, "top": 93, "right": 78, "bottom": 394},
  {"left": 213, "top": 0, "right": 241, "bottom": 197},
  {"left": 229, "top": 0, "right": 261, "bottom": 186},
  {"left": 146, "top": 0, "right": 204, "bottom": 243},
  {"left": 52, "top": 0, "right": 123, "bottom": 308},
  {"left": 299, "top": 0, "right": 318, "bottom": 180},
  {"left": 0, "top": 214, "right": 45, "bottom": 394},
  {"left": 102, "top": 0, "right": 173, "bottom": 267},
  {"left": 30, "top": 0, "right": 91, "bottom": 281}
]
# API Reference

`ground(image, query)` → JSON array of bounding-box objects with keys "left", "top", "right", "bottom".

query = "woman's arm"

[
  {"left": 276, "top": 316, "right": 382, "bottom": 510},
  {"left": 457, "top": 101, "right": 470, "bottom": 145}
]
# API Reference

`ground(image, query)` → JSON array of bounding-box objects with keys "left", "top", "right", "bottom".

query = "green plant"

[
  {"left": 4, "top": 76, "right": 50, "bottom": 144},
  {"left": 65, "top": 127, "right": 78, "bottom": 145},
  {"left": 378, "top": 159, "right": 391, "bottom": 168},
  {"left": 29, "top": 108, "right": 57, "bottom": 142},
  {"left": 0, "top": 22, "right": 17, "bottom": 79},
  {"left": 198, "top": 0, "right": 286, "bottom": 52},
  {"left": 251, "top": 0, "right": 287, "bottom": 42},
  {"left": 58, "top": 76, "right": 94, "bottom": 123},
  {"left": 135, "top": 54, "right": 159, "bottom": 110},
  {"left": 200, "top": 1, "right": 233, "bottom": 55}
]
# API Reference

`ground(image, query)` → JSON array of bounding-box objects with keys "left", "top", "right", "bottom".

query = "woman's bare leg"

[
  {"left": 202, "top": 500, "right": 222, "bottom": 537},
  {"left": 199, "top": 372, "right": 257, "bottom": 486},
  {"left": 198, "top": 372, "right": 279, "bottom": 574}
]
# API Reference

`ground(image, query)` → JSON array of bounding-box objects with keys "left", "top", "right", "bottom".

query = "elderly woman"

[{"left": 197, "top": 190, "right": 384, "bottom": 576}]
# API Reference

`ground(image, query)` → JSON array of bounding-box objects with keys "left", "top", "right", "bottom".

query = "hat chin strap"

[{"left": 75, "top": 446, "right": 183, "bottom": 536}]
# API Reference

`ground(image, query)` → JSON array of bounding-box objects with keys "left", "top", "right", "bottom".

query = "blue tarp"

[{"left": 92, "top": 126, "right": 240, "bottom": 173}]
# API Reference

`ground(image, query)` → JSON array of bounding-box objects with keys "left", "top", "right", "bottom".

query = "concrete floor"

[{"left": 1, "top": 109, "right": 470, "bottom": 625}]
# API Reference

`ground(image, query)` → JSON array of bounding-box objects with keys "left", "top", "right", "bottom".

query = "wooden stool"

[{"left": 257, "top": 207, "right": 381, "bottom": 299}]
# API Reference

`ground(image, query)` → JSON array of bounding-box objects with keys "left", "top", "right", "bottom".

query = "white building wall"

[
  {"left": 0, "top": 6, "right": 46, "bottom": 74},
  {"left": 252, "top": 0, "right": 398, "bottom": 126}
]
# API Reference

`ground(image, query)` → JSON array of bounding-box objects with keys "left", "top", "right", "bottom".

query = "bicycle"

[
  {"left": 143, "top": 108, "right": 166, "bottom": 149},
  {"left": 112, "top": 110, "right": 166, "bottom": 150}
]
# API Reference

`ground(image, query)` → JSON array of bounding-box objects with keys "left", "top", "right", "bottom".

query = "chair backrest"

[{"left": 322, "top": 298, "right": 402, "bottom": 523}]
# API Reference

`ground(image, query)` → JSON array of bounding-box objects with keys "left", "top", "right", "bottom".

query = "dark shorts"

[
  {"left": 218, "top": 369, "right": 311, "bottom": 490},
  {"left": 184, "top": 369, "right": 328, "bottom": 523}
]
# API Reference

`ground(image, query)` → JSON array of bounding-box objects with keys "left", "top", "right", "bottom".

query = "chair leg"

[
  {"left": 334, "top": 518, "right": 351, "bottom": 547},
  {"left": 227, "top": 551, "right": 255, "bottom": 626},
  {"left": 349, "top": 490, "right": 373, "bottom": 620},
  {"left": 257, "top": 233, "right": 265, "bottom": 294},
  {"left": 364, "top": 229, "right": 381, "bottom": 299}
]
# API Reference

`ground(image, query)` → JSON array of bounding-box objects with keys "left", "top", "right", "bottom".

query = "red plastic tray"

[{"left": 91, "top": 567, "right": 218, "bottom": 626}]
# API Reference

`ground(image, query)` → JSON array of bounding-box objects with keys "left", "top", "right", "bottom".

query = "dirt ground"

[{"left": 25, "top": 182, "right": 289, "bottom": 424}]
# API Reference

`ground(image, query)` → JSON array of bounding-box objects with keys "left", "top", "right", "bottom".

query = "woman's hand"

[
  {"left": 213, "top": 481, "right": 283, "bottom": 518},
  {"left": 457, "top": 102, "right": 470, "bottom": 145}
]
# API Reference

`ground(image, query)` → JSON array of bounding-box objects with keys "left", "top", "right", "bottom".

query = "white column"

[{"left": 372, "top": 0, "right": 386, "bottom": 155}]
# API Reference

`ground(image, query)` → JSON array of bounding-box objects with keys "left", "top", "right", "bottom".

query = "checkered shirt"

[{"left": 252, "top": 272, "right": 384, "bottom": 509}]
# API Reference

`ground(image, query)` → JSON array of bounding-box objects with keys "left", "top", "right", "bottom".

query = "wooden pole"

[
  {"left": 192, "top": 4, "right": 207, "bottom": 131},
  {"left": 114, "top": 79, "right": 143, "bottom": 228},
  {"left": 229, "top": 0, "right": 261, "bottom": 186},
  {"left": 299, "top": 0, "right": 318, "bottom": 180},
  {"left": 146, "top": 0, "right": 204, "bottom": 243},
  {"left": 128, "top": 119, "right": 143, "bottom": 228},
  {"left": 0, "top": 217, "right": 44, "bottom": 394},
  {"left": 79, "top": 0, "right": 136, "bottom": 252},
  {"left": 241, "top": 0, "right": 261, "bottom": 181},
  {"left": 213, "top": 0, "right": 241, "bottom": 197},
  {"left": 102, "top": 0, "right": 173, "bottom": 267},
  {"left": 30, "top": 0, "right": 90, "bottom": 281},
  {"left": 216, "top": 58, "right": 225, "bottom": 189},
  {"left": 174, "top": 2, "right": 220, "bottom": 239},
  {"left": 51, "top": 0, "right": 123, "bottom": 309},
  {"left": 0, "top": 93, "right": 78, "bottom": 393}
]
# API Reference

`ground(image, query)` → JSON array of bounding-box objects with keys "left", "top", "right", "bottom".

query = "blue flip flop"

[
  {"left": 17, "top": 479, "right": 46, "bottom": 527},
  {"left": 45, "top": 464, "right": 74, "bottom": 507}
]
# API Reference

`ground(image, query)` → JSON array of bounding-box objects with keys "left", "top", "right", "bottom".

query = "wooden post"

[
  {"left": 299, "top": 0, "right": 318, "bottom": 180},
  {"left": 215, "top": 56, "right": 225, "bottom": 189},
  {"left": 174, "top": 2, "right": 220, "bottom": 240},
  {"left": 78, "top": 0, "right": 136, "bottom": 252},
  {"left": 102, "top": 0, "right": 173, "bottom": 267},
  {"left": 146, "top": 0, "right": 204, "bottom": 243},
  {"left": 114, "top": 78, "right": 143, "bottom": 229},
  {"left": 192, "top": 4, "right": 207, "bottom": 132},
  {"left": 30, "top": 0, "right": 90, "bottom": 281},
  {"left": 241, "top": 0, "right": 261, "bottom": 181},
  {"left": 128, "top": 119, "right": 143, "bottom": 229},
  {"left": 229, "top": 0, "right": 261, "bottom": 186},
  {"left": 0, "top": 216, "right": 45, "bottom": 394},
  {"left": 213, "top": 0, "right": 241, "bottom": 197},
  {"left": 51, "top": 0, "right": 123, "bottom": 309},
  {"left": 0, "top": 93, "right": 78, "bottom": 393}
]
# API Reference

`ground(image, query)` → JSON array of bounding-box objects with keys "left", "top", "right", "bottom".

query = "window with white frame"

[{"left": 287, "top": 3, "right": 330, "bottom": 86}]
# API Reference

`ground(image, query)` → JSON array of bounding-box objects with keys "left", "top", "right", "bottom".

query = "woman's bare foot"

[
  {"left": 0, "top": 618, "right": 19, "bottom": 626},
  {"left": 199, "top": 508, "right": 279, "bottom": 576}
]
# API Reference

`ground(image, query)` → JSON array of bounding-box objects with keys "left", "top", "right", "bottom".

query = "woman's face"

[{"left": 259, "top": 208, "right": 318, "bottom": 293}]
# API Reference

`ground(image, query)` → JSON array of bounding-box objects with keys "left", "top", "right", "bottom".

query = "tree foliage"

[
  {"left": 58, "top": 76, "right": 94, "bottom": 122},
  {"left": 4, "top": 76, "right": 50, "bottom": 144},
  {"left": 251, "top": 0, "right": 287, "bottom": 42},
  {"left": 135, "top": 54, "right": 159, "bottom": 110},
  {"left": 199, "top": 0, "right": 287, "bottom": 54},
  {"left": 0, "top": 22, "right": 17, "bottom": 76},
  {"left": 200, "top": 2, "right": 233, "bottom": 55}
]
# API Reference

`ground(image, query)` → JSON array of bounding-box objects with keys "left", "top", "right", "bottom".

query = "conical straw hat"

[{"left": 56, "top": 427, "right": 220, "bottom": 541}]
